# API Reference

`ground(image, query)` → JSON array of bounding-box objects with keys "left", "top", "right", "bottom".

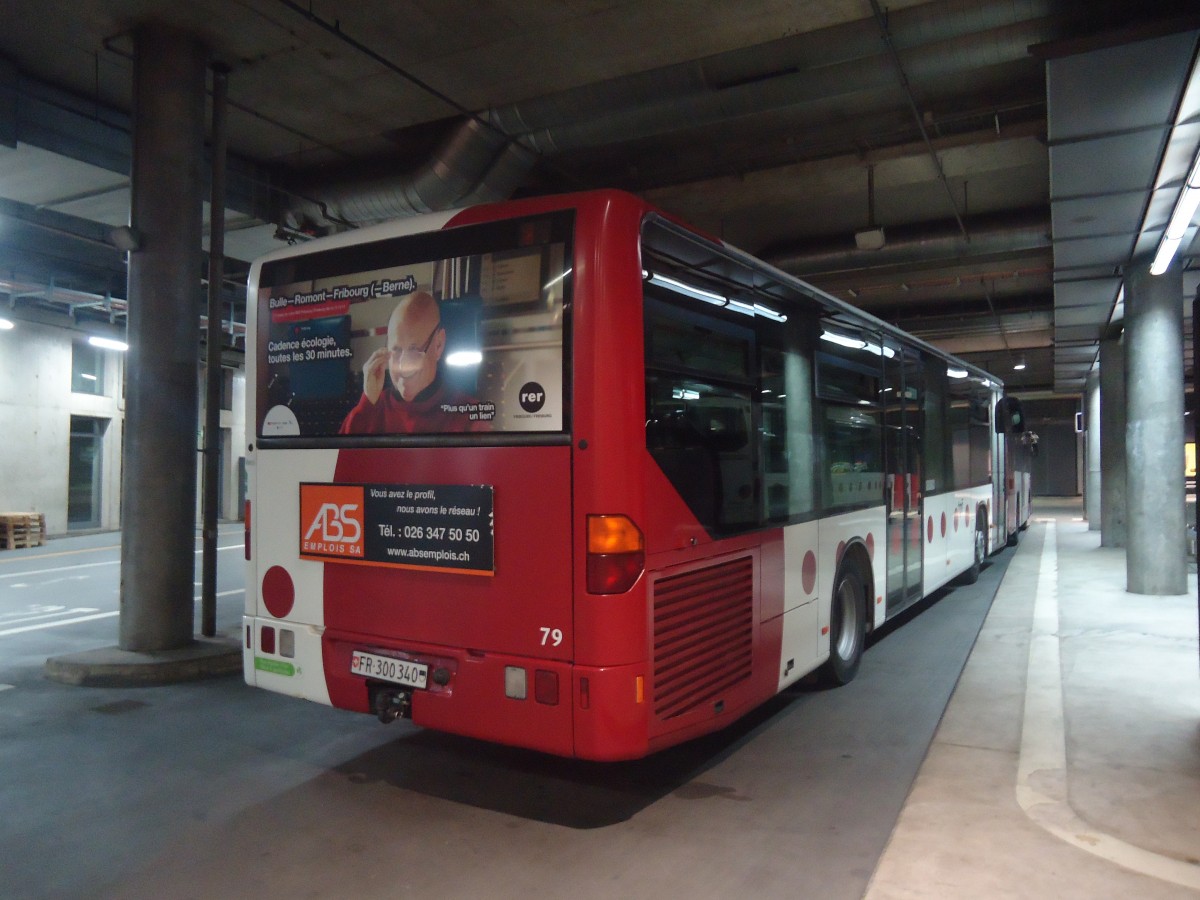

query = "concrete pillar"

[
  {"left": 1084, "top": 370, "right": 1101, "bottom": 530},
  {"left": 119, "top": 25, "right": 208, "bottom": 651},
  {"left": 1124, "top": 260, "right": 1186, "bottom": 595},
  {"left": 1099, "top": 336, "right": 1126, "bottom": 547}
]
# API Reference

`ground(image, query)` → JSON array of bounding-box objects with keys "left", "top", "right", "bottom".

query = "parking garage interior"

[{"left": 2, "top": 2, "right": 1200, "bottom": 897}]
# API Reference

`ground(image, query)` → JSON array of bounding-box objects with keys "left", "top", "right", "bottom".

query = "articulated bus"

[{"left": 244, "top": 189, "right": 1030, "bottom": 761}]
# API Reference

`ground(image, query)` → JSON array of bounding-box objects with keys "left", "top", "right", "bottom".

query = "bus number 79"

[{"left": 539, "top": 627, "right": 563, "bottom": 647}]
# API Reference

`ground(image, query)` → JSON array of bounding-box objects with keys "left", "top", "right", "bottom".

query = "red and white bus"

[{"left": 244, "top": 189, "right": 1030, "bottom": 761}]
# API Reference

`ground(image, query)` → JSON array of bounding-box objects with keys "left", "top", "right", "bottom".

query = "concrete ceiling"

[{"left": 1, "top": 0, "right": 1198, "bottom": 395}]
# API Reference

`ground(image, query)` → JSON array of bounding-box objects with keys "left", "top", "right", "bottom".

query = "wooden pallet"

[{"left": 0, "top": 513, "right": 47, "bottom": 550}]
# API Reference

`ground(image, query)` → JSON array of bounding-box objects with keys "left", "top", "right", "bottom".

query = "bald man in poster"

[{"left": 339, "top": 291, "right": 489, "bottom": 434}]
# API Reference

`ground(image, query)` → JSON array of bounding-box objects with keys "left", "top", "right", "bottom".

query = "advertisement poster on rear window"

[{"left": 257, "top": 215, "right": 570, "bottom": 439}]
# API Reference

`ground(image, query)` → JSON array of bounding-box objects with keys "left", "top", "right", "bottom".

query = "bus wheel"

[
  {"left": 821, "top": 566, "right": 865, "bottom": 685},
  {"left": 960, "top": 520, "right": 985, "bottom": 585}
]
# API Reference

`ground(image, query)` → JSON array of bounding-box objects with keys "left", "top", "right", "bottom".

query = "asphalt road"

[{"left": 0, "top": 528, "right": 1013, "bottom": 900}]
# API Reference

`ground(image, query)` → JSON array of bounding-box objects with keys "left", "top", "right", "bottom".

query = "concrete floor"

[
  {"left": 866, "top": 499, "right": 1200, "bottom": 898},
  {"left": 2, "top": 501, "right": 1198, "bottom": 898}
]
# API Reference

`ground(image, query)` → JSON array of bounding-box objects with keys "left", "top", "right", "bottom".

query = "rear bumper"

[{"left": 247, "top": 617, "right": 675, "bottom": 760}]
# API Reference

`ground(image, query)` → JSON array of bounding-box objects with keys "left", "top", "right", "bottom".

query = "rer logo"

[
  {"left": 299, "top": 484, "right": 366, "bottom": 559},
  {"left": 519, "top": 381, "right": 547, "bottom": 413}
]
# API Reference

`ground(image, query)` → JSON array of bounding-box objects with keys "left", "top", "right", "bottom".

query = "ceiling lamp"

[
  {"left": 89, "top": 335, "right": 129, "bottom": 351},
  {"left": 1150, "top": 147, "right": 1200, "bottom": 276},
  {"left": 854, "top": 227, "right": 886, "bottom": 251},
  {"left": 1013, "top": 357, "right": 1027, "bottom": 371}
]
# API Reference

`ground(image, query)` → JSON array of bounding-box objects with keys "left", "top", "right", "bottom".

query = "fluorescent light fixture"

[
  {"left": 671, "top": 388, "right": 700, "bottom": 400},
  {"left": 0, "top": 317, "right": 13, "bottom": 330},
  {"left": 81, "top": 373, "right": 97, "bottom": 381},
  {"left": 1151, "top": 149, "right": 1200, "bottom": 275},
  {"left": 445, "top": 349, "right": 482, "bottom": 367},
  {"left": 820, "top": 330, "right": 895, "bottom": 358},
  {"left": 644, "top": 271, "right": 726, "bottom": 306},
  {"left": 1013, "top": 359, "right": 1026, "bottom": 371},
  {"left": 88, "top": 335, "right": 128, "bottom": 351},
  {"left": 864, "top": 341, "right": 897, "bottom": 359},
  {"left": 947, "top": 367, "right": 969, "bottom": 379},
  {"left": 821, "top": 330, "right": 865, "bottom": 350},
  {"left": 753, "top": 303, "right": 788, "bottom": 323},
  {"left": 645, "top": 270, "right": 789, "bottom": 322}
]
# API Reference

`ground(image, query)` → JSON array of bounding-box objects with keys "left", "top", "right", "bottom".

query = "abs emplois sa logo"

[{"left": 299, "top": 484, "right": 366, "bottom": 560}]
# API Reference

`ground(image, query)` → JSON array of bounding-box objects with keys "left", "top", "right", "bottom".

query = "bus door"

[{"left": 884, "top": 341, "right": 923, "bottom": 609}]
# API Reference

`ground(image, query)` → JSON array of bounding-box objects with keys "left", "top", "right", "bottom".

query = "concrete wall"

[
  {"left": 0, "top": 318, "right": 123, "bottom": 533},
  {"left": 0, "top": 314, "right": 244, "bottom": 537}
]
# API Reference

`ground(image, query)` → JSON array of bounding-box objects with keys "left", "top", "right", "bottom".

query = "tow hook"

[{"left": 372, "top": 687, "right": 412, "bottom": 723}]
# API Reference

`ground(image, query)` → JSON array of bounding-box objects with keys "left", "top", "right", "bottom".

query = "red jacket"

[{"left": 338, "top": 379, "right": 492, "bottom": 435}]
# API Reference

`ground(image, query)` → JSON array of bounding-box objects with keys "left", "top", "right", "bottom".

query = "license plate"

[{"left": 350, "top": 650, "right": 428, "bottom": 689}]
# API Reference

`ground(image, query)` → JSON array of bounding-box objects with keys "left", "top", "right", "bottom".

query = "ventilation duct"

[
  {"left": 286, "top": 117, "right": 536, "bottom": 228},
  {"left": 288, "top": 0, "right": 1062, "bottom": 227},
  {"left": 765, "top": 210, "right": 1052, "bottom": 277}
]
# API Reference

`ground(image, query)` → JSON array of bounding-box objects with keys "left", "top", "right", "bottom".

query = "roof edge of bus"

[
  {"left": 642, "top": 211, "right": 1006, "bottom": 390},
  {"left": 247, "top": 189, "right": 646, "bottom": 270}
]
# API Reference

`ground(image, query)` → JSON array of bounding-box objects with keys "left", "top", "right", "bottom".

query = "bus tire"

[
  {"left": 821, "top": 566, "right": 866, "bottom": 686},
  {"left": 960, "top": 518, "right": 986, "bottom": 585}
]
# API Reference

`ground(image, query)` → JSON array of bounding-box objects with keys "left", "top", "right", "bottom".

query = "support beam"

[
  {"left": 1084, "top": 370, "right": 1101, "bottom": 531},
  {"left": 119, "top": 25, "right": 207, "bottom": 651},
  {"left": 1124, "top": 261, "right": 1186, "bottom": 595},
  {"left": 1099, "top": 336, "right": 1126, "bottom": 547}
]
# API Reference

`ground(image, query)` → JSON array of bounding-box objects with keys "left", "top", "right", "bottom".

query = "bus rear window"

[{"left": 255, "top": 212, "right": 572, "bottom": 439}]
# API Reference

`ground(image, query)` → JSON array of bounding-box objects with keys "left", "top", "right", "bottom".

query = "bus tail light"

[
  {"left": 534, "top": 670, "right": 559, "bottom": 705},
  {"left": 586, "top": 515, "right": 644, "bottom": 594}
]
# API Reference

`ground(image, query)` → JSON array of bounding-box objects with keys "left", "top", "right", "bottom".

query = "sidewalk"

[{"left": 866, "top": 499, "right": 1200, "bottom": 898}]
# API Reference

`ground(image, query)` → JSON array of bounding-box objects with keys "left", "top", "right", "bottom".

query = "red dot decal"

[
  {"left": 262, "top": 565, "right": 295, "bottom": 619},
  {"left": 802, "top": 550, "right": 817, "bottom": 595},
  {"left": 940, "top": 512, "right": 947, "bottom": 538},
  {"left": 865, "top": 532, "right": 875, "bottom": 559},
  {"left": 927, "top": 516, "right": 934, "bottom": 543}
]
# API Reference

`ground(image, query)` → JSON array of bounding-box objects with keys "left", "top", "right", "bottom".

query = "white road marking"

[
  {"left": 0, "top": 560, "right": 119, "bottom": 580},
  {"left": 0, "top": 606, "right": 98, "bottom": 625},
  {"left": 0, "top": 544, "right": 243, "bottom": 581},
  {"left": 0, "top": 590, "right": 244, "bottom": 637},
  {"left": 0, "top": 611, "right": 119, "bottom": 636}
]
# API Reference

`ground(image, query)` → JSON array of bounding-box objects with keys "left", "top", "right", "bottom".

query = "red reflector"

[
  {"left": 586, "top": 551, "right": 644, "bottom": 594},
  {"left": 244, "top": 500, "right": 251, "bottom": 561},
  {"left": 261, "top": 566, "right": 295, "bottom": 619},
  {"left": 244, "top": 624, "right": 251, "bottom": 649},
  {"left": 534, "top": 670, "right": 559, "bottom": 706},
  {"left": 260, "top": 625, "right": 276, "bottom": 654},
  {"left": 579, "top": 676, "right": 590, "bottom": 709}
]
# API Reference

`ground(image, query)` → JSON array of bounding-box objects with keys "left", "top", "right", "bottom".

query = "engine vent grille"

[{"left": 652, "top": 555, "right": 754, "bottom": 720}]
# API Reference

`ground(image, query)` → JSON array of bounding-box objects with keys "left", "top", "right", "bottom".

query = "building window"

[{"left": 72, "top": 341, "right": 104, "bottom": 395}]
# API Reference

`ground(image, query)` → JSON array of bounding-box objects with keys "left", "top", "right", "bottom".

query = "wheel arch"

[{"left": 839, "top": 539, "right": 875, "bottom": 633}]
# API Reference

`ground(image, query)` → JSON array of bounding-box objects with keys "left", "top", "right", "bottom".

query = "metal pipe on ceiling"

[
  {"left": 765, "top": 209, "right": 1051, "bottom": 276},
  {"left": 288, "top": 0, "right": 1060, "bottom": 226}
]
